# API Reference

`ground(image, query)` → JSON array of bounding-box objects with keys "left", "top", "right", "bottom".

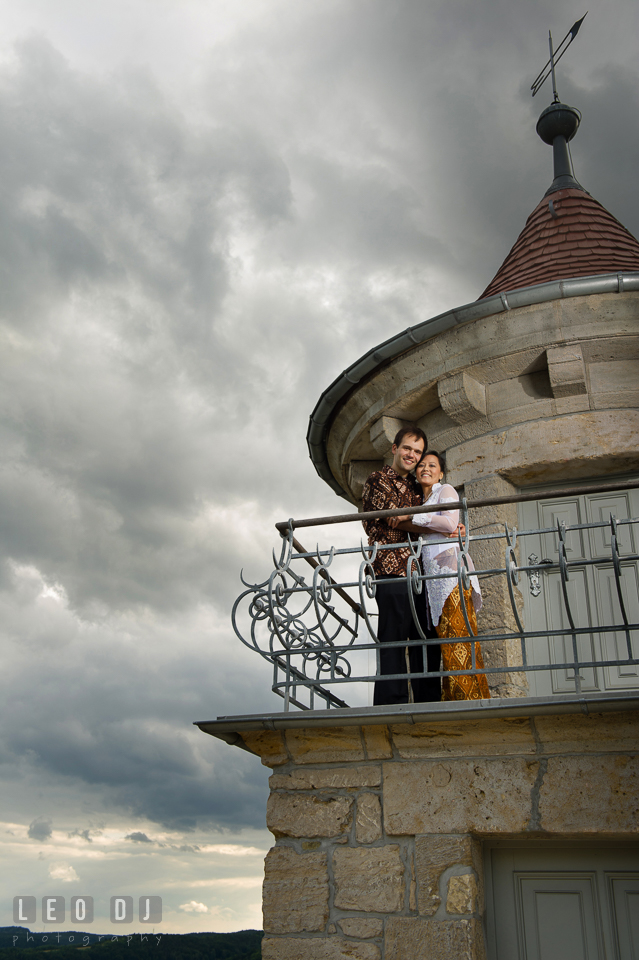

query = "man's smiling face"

[{"left": 391, "top": 434, "right": 425, "bottom": 477}]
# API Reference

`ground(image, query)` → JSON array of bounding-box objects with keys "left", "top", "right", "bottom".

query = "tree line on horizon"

[{"left": 0, "top": 928, "right": 262, "bottom": 960}]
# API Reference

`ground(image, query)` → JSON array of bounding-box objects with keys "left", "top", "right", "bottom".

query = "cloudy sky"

[{"left": 1, "top": 0, "right": 638, "bottom": 936}]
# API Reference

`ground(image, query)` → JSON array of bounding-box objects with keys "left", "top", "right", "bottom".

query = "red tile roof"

[{"left": 479, "top": 188, "right": 639, "bottom": 300}]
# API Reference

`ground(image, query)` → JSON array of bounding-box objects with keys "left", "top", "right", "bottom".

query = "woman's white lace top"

[{"left": 411, "top": 482, "right": 482, "bottom": 627}]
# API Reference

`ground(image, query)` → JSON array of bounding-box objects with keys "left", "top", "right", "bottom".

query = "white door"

[
  {"left": 485, "top": 842, "right": 639, "bottom": 960},
  {"left": 519, "top": 486, "right": 639, "bottom": 697}
]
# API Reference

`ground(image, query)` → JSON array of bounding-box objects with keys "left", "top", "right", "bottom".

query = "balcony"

[
  {"left": 230, "top": 479, "right": 639, "bottom": 715},
  {"left": 199, "top": 478, "right": 639, "bottom": 960}
]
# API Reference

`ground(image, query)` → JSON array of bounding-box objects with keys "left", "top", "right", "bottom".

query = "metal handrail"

[
  {"left": 233, "top": 484, "right": 639, "bottom": 711},
  {"left": 275, "top": 478, "right": 639, "bottom": 533}
]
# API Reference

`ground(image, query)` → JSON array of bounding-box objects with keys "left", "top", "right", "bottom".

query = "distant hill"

[{"left": 0, "top": 928, "right": 262, "bottom": 960}]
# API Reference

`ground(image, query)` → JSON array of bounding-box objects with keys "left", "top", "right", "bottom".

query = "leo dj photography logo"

[{"left": 13, "top": 896, "right": 162, "bottom": 925}]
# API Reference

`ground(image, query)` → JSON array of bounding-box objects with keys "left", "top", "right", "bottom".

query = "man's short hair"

[{"left": 393, "top": 425, "right": 427, "bottom": 449}]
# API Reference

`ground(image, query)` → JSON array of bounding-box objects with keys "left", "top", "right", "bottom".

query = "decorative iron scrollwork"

[{"left": 231, "top": 505, "right": 639, "bottom": 711}]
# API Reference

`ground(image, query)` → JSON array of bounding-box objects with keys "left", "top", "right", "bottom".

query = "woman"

[{"left": 395, "top": 451, "right": 490, "bottom": 701}]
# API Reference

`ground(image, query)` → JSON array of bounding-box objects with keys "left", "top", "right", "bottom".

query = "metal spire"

[{"left": 532, "top": 15, "right": 588, "bottom": 196}]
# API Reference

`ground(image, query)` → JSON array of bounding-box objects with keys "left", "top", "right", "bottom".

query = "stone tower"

[
  {"left": 306, "top": 96, "right": 639, "bottom": 701},
  {"left": 198, "top": 96, "right": 639, "bottom": 959}
]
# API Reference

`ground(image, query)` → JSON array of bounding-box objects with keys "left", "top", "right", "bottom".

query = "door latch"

[{"left": 527, "top": 554, "right": 553, "bottom": 597}]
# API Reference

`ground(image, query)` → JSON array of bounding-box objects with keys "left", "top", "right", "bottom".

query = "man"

[{"left": 361, "top": 427, "right": 441, "bottom": 705}]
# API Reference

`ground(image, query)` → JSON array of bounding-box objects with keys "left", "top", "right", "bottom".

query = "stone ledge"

[
  {"left": 239, "top": 729, "right": 289, "bottom": 766},
  {"left": 390, "top": 717, "right": 536, "bottom": 758},
  {"left": 286, "top": 727, "right": 366, "bottom": 764},
  {"left": 270, "top": 766, "right": 381, "bottom": 790},
  {"left": 533, "top": 712, "right": 639, "bottom": 753},
  {"left": 362, "top": 726, "right": 393, "bottom": 759},
  {"left": 196, "top": 692, "right": 639, "bottom": 750}
]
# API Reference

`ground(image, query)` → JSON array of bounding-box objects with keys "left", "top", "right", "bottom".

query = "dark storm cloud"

[
  {"left": 10, "top": 710, "right": 270, "bottom": 831},
  {"left": 199, "top": 0, "right": 639, "bottom": 308},
  {"left": 560, "top": 67, "right": 639, "bottom": 236},
  {"left": 340, "top": 0, "right": 639, "bottom": 294},
  {"left": 1, "top": 573, "right": 273, "bottom": 829},
  {"left": 1, "top": 0, "right": 638, "bottom": 846},
  {"left": 0, "top": 36, "right": 300, "bottom": 615},
  {"left": 0, "top": 37, "right": 293, "bottom": 331}
]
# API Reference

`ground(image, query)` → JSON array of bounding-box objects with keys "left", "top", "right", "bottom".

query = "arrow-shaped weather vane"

[{"left": 531, "top": 12, "right": 588, "bottom": 100}]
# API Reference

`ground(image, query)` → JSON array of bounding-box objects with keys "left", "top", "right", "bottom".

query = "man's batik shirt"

[{"left": 361, "top": 465, "right": 422, "bottom": 577}]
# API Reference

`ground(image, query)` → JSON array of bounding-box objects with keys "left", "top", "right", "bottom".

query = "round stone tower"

[
  {"left": 307, "top": 99, "right": 639, "bottom": 697},
  {"left": 199, "top": 93, "right": 639, "bottom": 960}
]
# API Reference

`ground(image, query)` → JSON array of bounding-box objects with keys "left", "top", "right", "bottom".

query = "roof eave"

[{"left": 307, "top": 271, "right": 639, "bottom": 500}]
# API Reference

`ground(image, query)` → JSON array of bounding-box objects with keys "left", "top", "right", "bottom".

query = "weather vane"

[{"left": 531, "top": 13, "right": 588, "bottom": 100}]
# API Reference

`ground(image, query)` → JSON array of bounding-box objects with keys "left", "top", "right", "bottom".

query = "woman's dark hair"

[{"left": 418, "top": 449, "right": 446, "bottom": 475}]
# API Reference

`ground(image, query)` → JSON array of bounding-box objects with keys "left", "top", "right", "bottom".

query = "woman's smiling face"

[{"left": 416, "top": 454, "right": 443, "bottom": 491}]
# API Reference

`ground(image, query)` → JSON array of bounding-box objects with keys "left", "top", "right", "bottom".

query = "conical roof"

[{"left": 480, "top": 187, "right": 639, "bottom": 300}]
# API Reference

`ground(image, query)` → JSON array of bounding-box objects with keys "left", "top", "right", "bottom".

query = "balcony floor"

[{"left": 196, "top": 690, "right": 639, "bottom": 747}]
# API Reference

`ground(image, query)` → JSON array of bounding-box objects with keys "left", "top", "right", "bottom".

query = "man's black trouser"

[{"left": 373, "top": 574, "right": 441, "bottom": 705}]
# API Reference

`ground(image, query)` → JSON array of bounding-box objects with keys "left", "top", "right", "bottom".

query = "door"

[
  {"left": 485, "top": 842, "right": 639, "bottom": 960},
  {"left": 519, "top": 485, "right": 639, "bottom": 697}
]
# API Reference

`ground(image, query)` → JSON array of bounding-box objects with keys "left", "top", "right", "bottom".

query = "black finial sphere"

[{"left": 536, "top": 102, "right": 581, "bottom": 145}]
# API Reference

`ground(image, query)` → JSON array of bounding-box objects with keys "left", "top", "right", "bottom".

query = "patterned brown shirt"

[{"left": 361, "top": 465, "right": 422, "bottom": 577}]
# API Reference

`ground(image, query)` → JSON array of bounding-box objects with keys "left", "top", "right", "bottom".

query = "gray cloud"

[
  {"left": 28, "top": 817, "right": 53, "bottom": 841},
  {"left": 68, "top": 828, "right": 93, "bottom": 842},
  {"left": 0, "top": 37, "right": 303, "bottom": 617},
  {"left": 0, "top": 0, "right": 637, "bottom": 900},
  {"left": 1, "top": 571, "right": 273, "bottom": 829},
  {"left": 126, "top": 831, "right": 153, "bottom": 843}
]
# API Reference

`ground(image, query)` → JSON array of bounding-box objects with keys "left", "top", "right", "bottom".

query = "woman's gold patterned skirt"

[{"left": 436, "top": 586, "right": 491, "bottom": 701}]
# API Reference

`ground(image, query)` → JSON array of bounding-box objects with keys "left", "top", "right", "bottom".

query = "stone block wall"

[{"left": 238, "top": 710, "right": 639, "bottom": 960}]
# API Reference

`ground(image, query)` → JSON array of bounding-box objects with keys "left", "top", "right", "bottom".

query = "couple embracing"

[{"left": 361, "top": 426, "right": 490, "bottom": 706}]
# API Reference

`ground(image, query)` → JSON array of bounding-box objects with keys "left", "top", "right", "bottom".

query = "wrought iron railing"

[{"left": 232, "top": 480, "right": 639, "bottom": 711}]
